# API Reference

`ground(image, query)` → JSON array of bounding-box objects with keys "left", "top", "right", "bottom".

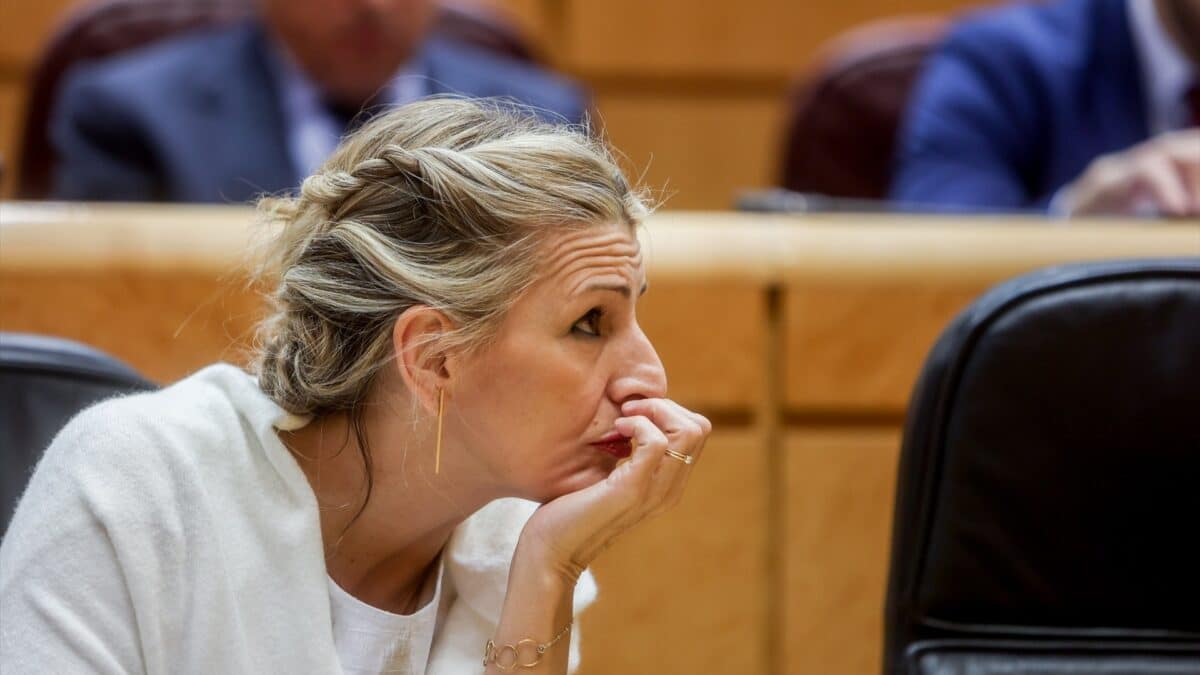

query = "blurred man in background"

[
  {"left": 48, "top": 0, "right": 586, "bottom": 203},
  {"left": 891, "top": 0, "right": 1200, "bottom": 217}
]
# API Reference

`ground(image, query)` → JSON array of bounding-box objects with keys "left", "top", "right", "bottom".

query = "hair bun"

[{"left": 252, "top": 97, "right": 649, "bottom": 421}]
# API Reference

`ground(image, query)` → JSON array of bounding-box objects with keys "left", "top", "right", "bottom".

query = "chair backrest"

[
  {"left": 16, "top": 0, "right": 537, "bottom": 199},
  {"left": 779, "top": 17, "right": 945, "bottom": 201},
  {"left": 0, "top": 333, "right": 156, "bottom": 533},
  {"left": 884, "top": 259, "right": 1200, "bottom": 674}
]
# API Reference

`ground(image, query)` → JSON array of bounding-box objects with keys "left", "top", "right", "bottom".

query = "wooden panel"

[
  {"left": 579, "top": 429, "right": 768, "bottom": 675},
  {"left": 784, "top": 283, "right": 989, "bottom": 414},
  {"left": 1, "top": 80, "right": 24, "bottom": 197},
  {"left": 0, "top": 269, "right": 264, "bottom": 385},
  {"left": 565, "top": 0, "right": 984, "bottom": 76},
  {"left": 638, "top": 281, "right": 764, "bottom": 411},
  {"left": 596, "top": 92, "right": 785, "bottom": 210},
  {"left": 487, "top": 0, "right": 557, "bottom": 57},
  {"left": 0, "top": 0, "right": 76, "bottom": 72},
  {"left": 782, "top": 427, "right": 902, "bottom": 675}
]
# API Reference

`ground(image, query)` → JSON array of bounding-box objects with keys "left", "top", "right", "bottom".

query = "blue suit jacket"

[
  {"left": 50, "top": 22, "right": 588, "bottom": 203},
  {"left": 890, "top": 0, "right": 1149, "bottom": 211}
]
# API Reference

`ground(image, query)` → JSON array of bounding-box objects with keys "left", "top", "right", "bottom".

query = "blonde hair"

[{"left": 253, "top": 97, "right": 649, "bottom": 423}]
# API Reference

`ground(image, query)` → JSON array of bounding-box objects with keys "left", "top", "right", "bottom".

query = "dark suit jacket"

[
  {"left": 50, "top": 22, "right": 588, "bottom": 203},
  {"left": 890, "top": 0, "right": 1150, "bottom": 211}
]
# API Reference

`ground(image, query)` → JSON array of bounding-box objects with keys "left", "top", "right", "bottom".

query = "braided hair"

[{"left": 250, "top": 97, "right": 649, "bottom": 516}]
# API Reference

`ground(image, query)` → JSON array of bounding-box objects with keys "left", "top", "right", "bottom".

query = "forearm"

[{"left": 487, "top": 543, "right": 576, "bottom": 674}]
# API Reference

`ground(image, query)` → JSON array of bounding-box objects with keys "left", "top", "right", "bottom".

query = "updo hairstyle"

[{"left": 253, "top": 97, "right": 649, "bottom": 429}]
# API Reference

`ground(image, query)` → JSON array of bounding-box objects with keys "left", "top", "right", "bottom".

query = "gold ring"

[{"left": 665, "top": 448, "right": 695, "bottom": 465}]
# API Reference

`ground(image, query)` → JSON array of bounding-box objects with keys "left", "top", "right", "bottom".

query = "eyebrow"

[{"left": 580, "top": 281, "right": 649, "bottom": 298}]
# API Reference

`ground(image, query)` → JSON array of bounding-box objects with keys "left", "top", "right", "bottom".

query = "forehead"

[{"left": 537, "top": 224, "right": 643, "bottom": 293}]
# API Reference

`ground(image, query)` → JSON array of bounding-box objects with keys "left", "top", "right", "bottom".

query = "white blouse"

[
  {"left": 328, "top": 559, "right": 447, "bottom": 674},
  {"left": 0, "top": 364, "right": 596, "bottom": 674}
]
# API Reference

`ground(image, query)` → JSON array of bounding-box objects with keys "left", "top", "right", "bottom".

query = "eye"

[{"left": 571, "top": 308, "right": 604, "bottom": 337}]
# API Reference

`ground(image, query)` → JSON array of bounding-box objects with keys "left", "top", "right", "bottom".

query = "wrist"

[
  {"left": 492, "top": 541, "right": 578, "bottom": 672},
  {"left": 510, "top": 536, "right": 581, "bottom": 594}
]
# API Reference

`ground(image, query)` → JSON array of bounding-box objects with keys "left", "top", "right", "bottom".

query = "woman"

[{"left": 0, "top": 98, "right": 710, "bottom": 673}]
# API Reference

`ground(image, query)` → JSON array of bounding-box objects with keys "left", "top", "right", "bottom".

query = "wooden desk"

[{"left": 2, "top": 203, "right": 1196, "bottom": 675}]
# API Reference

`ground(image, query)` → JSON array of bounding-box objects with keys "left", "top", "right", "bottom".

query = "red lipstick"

[{"left": 590, "top": 432, "right": 633, "bottom": 459}]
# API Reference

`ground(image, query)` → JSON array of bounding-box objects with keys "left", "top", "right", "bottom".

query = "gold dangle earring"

[{"left": 435, "top": 388, "right": 445, "bottom": 475}]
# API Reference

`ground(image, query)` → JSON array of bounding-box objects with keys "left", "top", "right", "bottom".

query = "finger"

[
  {"left": 1134, "top": 153, "right": 1191, "bottom": 216},
  {"left": 614, "top": 414, "right": 690, "bottom": 513},
  {"left": 620, "top": 398, "right": 691, "bottom": 432},
  {"left": 1162, "top": 138, "right": 1200, "bottom": 214},
  {"left": 689, "top": 410, "right": 713, "bottom": 437},
  {"left": 612, "top": 415, "right": 669, "bottom": 483},
  {"left": 620, "top": 400, "right": 707, "bottom": 514},
  {"left": 621, "top": 398, "right": 712, "bottom": 432},
  {"left": 621, "top": 398, "right": 711, "bottom": 464},
  {"left": 1158, "top": 128, "right": 1200, "bottom": 154},
  {"left": 658, "top": 431, "right": 710, "bottom": 511}
]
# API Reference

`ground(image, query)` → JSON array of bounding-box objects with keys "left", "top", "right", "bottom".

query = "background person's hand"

[
  {"left": 516, "top": 397, "right": 712, "bottom": 585},
  {"left": 1059, "top": 129, "right": 1200, "bottom": 217}
]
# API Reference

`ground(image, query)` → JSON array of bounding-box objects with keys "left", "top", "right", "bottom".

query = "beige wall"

[{"left": 0, "top": 0, "right": 986, "bottom": 204}]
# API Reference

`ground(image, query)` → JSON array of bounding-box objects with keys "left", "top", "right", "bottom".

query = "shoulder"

[
  {"left": 54, "top": 363, "right": 269, "bottom": 453},
  {"left": 0, "top": 363, "right": 317, "bottom": 669},
  {"left": 1, "top": 366, "right": 253, "bottom": 578},
  {"left": 57, "top": 22, "right": 256, "bottom": 119},
  {"left": 66, "top": 22, "right": 253, "bottom": 90},
  {"left": 936, "top": 0, "right": 1096, "bottom": 75},
  {"left": 27, "top": 364, "right": 291, "bottom": 528},
  {"left": 424, "top": 39, "right": 588, "bottom": 124},
  {"left": 906, "top": 0, "right": 1103, "bottom": 133}
]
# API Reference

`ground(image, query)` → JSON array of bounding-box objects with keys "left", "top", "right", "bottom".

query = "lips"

[{"left": 590, "top": 432, "right": 633, "bottom": 459}]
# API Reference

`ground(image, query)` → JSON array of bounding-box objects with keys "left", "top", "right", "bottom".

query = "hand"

[
  {"left": 1059, "top": 129, "right": 1200, "bottom": 217},
  {"left": 515, "top": 398, "right": 712, "bottom": 584}
]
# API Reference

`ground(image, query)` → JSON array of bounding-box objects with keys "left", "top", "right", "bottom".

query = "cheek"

[{"left": 463, "top": 343, "right": 604, "bottom": 446}]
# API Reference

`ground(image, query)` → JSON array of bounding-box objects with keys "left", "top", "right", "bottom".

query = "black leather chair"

[
  {"left": 884, "top": 259, "right": 1200, "bottom": 674},
  {"left": 0, "top": 333, "right": 156, "bottom": 534}
]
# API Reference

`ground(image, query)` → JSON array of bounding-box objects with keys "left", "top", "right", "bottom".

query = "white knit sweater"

[{"left": 0, "top": 364, "right": 596, "bottom": 674}]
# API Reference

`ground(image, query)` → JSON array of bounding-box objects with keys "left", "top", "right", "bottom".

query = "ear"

[{"left": 391, "top": 305, "right": 457, "bottom": 416}]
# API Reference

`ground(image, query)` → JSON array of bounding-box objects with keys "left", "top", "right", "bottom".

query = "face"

[
  {"left": 259, "top": 0, "right": 437, "bottom": 105},
  {"left": 449, "top": 224, "right": 668, "bottom": 502}
]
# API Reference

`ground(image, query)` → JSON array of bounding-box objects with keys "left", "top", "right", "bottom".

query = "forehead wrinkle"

[
  {"left": 542, "top": 228, "right": 640, "bottom": 280},
  {"left": 562, "top": 255, "right": 644, "bottom": 298},
  {"left": 542, "top": 229, "right": 642, "bottom": 298}
]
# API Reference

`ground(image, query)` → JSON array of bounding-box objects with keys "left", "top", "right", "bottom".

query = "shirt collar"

[
  {"left": 1127, "top": 0, "right": 1197, "bottom": 134},
  {"left": 263, "top": 36, "right": 430, "bottom": 178}
]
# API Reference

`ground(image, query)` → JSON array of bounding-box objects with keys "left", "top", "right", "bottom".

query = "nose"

[{"left": 609, "top": 322, "right": 668, "bottom": 405}]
